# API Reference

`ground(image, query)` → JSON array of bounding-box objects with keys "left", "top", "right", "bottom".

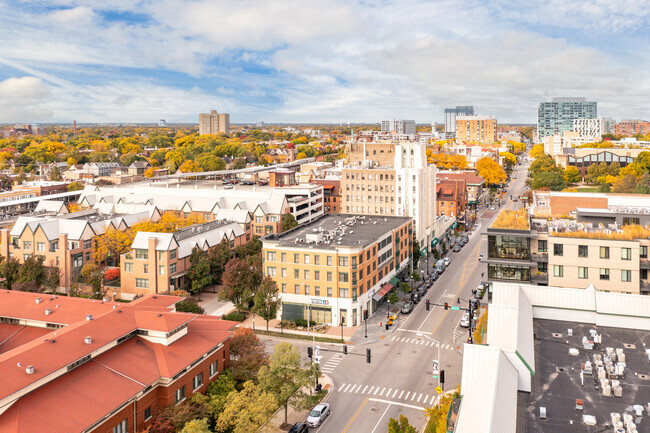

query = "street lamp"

[{"left": 417, "top": 332, "right": 442, "bottom": 404}]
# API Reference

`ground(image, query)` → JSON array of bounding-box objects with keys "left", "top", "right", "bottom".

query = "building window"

[
  {"left": 193, "top": 372, "right": 204, "bottom": 390},
  {"left": 553, "top": 244, "right": 563, "bottom": 256},
  {"left": 621, "top": 270, "right": 631, "bottom": 282},
  {"left": 303, "top": 270, "right": 309, "bottom": 280},
  {"left": 125, "top": 262, "right": 133, "bottom": 272},
  {"left": 210, "top": 360, "right": 218, "bottom": 377},
  {"left": 170, "top": 248, "right": 177, "bottom": 260},
  {"left": 157, "top": 265, "right": 165, "bottom": 275},
  {"left": 175, "top": 386, "right": 185, "bottom": 404},
  {"left": 339, "top": 287, "right": 349, "bottom": 297},
  {"left": 327, "top": 287, "right": 332, "bottom": 297},
  {"left": 578, "top": 267, "right": 588, "bottom": 279},
  {"left": 314, "top": 255, "right": 320, "bottom": 265},
  {"left": 256, "top": 216, "right": 263, "bottom": 223},
  {"left": 304, "top": 254, "right": 310, "bottom": 264},
  {"left": 68, "top": 240, "right": 79, "bottom": 250},
  {"left": 315, "top": 286, "right": 320, "bottom": 296},
  {"left": 281, "top": 283, "right": 287, "bottom": 293},
  {"left": 294, "top": 254, "right": 300, "bottom": 263},
  {"left": 37, "top": 242, "right": 45, "bottom": 251},
  {"left": 23, "top": 241, "right": 32, "bottom": 250},
  {"left": 327, "top": 272, "right": 332, "bottom": 282},
  {"left": 339, "top": 257, "right": 349, "bottom": 266},
  {"left": 600, "top": 268, "right": 610, "bottom": 280},
  {"left": 281, "top": 253, "right": 286, "bottom": 262},
  {"left": 84, "top": 239, "right": 92, "bottom": 249},
  {"left": 113, "top": 419, "right": 127, "bottom": 433},
  {"left": 641, "top": 246, "right": 648, "bottom": 259},
  {"left": 135, "top": 249, "right": 148, "bottom": 259},
  {"left": 294, "top": 269, "right": 299, "bottom": 279},
  {"left": 600, "top": 246, "right": 609, "bottom": 259},
  {"left": 339, "top": 272, "right": 349, "bottom": 283},
  {"left": 327, "top": 256, "right": 332, "bottom": 266},
  {"left": 266, "top": 251, "right": 276, "bottom": 261},
  {"left": 267, "top": 267, "right": 276, "bottom": 277},
  {"left": 621, "top": 248, "right": 631, "bottom": 260},
  {"left": 72, "top": 253, "right": 83, "bottom": 268},
  {"left": 136, "top": 278, "right": 149, "bottom": 288},
  {"left": 170, "top": 263, "right": 176, "bottom": 274},
  {"left": 537, "top": 240, "right": 547, "bottom": 252},
  {"left": 144, "top": 406, "right": 152, "bottom": 421},
  {"left": 281, "top": 268, "right": 287, "bottom": 278},
  {"left": 553, "top": 265, "right": 563, "bottom": 277},
  {"left": 304, "top": 284, "right": 310, "bottom": 295},
  {"left": 578, "top": 245, "right": 588, "bottom": 258},
  {"left": 314, "top": 270, "right": 320, "bottom": 280},
  {"left": 143, "top": 264, "right": 149, "bottom": 274},
  {"left": 294, "top": 284, "right": 300, "bottom": 294}
]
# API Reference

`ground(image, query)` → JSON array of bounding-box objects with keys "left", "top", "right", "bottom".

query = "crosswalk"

[
  {"left": 390, "top": 335, "right": 455, "bottom": 350},
  {"left": 336, "top": 383, "right": 436, "bottom": 406},
  {"left": 319, "top": 353, "right": 344, "bottom": 374}
]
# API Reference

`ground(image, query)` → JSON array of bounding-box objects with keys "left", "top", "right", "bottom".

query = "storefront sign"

[{"left": 311, "top": 299, "right": 329, "bottom": 305}]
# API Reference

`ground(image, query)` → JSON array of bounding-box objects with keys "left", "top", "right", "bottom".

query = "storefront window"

[
  {"left": 488, "top": 235, "right": 530, "bottom": 261},
  {"left": 488, "top": 263, "right": 530, "bottom": 281}
]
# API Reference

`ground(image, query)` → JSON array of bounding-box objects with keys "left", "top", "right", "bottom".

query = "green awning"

[
  {"left": 390, "top": 276, "right": 400, "bottom": 285},
  {"left": 451, "top": 221, "right": 458, "bottom": 229},
  {"left": 431, "top": 238, "right": 439, "bottom": 247}
]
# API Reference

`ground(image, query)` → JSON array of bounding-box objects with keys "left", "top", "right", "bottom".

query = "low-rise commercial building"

[
  {"left": 436, "top": 179, "right": 467, "bottom": 219},
  {"left": 0, "top": 291, "right": 235, "bottom": 433},
  {"left": 262, "top": 214, "right": 413, "bottom": 327}
]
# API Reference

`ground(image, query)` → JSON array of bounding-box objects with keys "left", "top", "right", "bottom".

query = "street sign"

[
  {"left": 436, "top": 386, "right": 443, "bottom": 394},
  {"left": 314, "top": 355, "right": 323, "bottom": 364},
  {"left": 451, "top": 306, "right": 460, "bottom": 310},
  {"left": 315, "top": 345, "right": 321, "bottom": 355},
  {"left": 432, "top": 360, "right": 439, "bottom": 377}
]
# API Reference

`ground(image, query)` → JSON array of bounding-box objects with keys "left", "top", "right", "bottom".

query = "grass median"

[{"left": 254, "top": 329, "right": 346, "bottom": 344}]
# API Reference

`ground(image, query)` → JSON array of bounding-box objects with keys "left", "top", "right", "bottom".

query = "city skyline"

[{"left": 0, "top": 1, "right": 648, "bottom": 124}]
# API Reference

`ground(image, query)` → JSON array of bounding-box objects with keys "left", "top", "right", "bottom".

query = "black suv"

[
  {"left": 410, "top": 292, "right": 420, "bottom": 304},
  {"left": 289, "top": 423, "right": 309, "bottom": 433}
]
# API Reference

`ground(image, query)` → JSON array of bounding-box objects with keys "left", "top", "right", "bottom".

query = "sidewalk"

[
  {"left": 240, "top": 314, "right": 359, "bottom": 342},
  {"left": 350, "top": 290, "right": 411, "bottom": 345},
  {"left": 264, "top": 373, "right": 333, "bottom": 432}
]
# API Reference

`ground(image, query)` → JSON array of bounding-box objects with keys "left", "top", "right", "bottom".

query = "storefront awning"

[
  {"left": 431, "top": 238, "right": 439, "bottom": 247},
  {"left": 372, "top": 283, "right": 394, "bottom": 302},
  {"left": 390, "top": 276, "right": 400, "bottom": 286}
]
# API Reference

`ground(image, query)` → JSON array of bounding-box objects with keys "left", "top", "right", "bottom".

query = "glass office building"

[{"left": 537, "top": 97, "right": 597, "bottom": 140}]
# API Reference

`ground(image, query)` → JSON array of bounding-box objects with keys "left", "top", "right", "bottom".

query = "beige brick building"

[
  {"left": 199, "top": 109, "right": 230, "bottom": 135},
  {"left": 456, "top": 115, "right": 497, "bottom": 143}
]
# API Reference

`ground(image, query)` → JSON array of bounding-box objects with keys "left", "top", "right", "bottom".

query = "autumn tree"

[
  {"left": 14, "top": 256, "right": 47, "bottom": 292},
  {"left": 388, "top": 415, "right": 416, "bottom": 433},
  {"left": 81, "top": 263, "right": 106, "bottom": 299},
  {"left": 220, "top": 257, "right": 256, "bottom": 311},
  {"left": 214, "top": 381, "right": 276, "bottom": 433},
  {"left": 231, "top": 157, "right": 247, "bottom": 169},
  {"left": 282, "top": 213, "right": 298, "bottom": 231},
  {"left": 207, "top": 369, "right": 237, "bottom": 416},
  {"left": 530, "top": 144, "right": 545, "bottom": 159},
  {"left": 258, "top": 342, "right": 316, "bottom": 427},
  {"left": 207, "top": 239, "right": 232, "bottom": 284},
  {"left": 612, "top": 174, "right": 638, "bottom": 193},
  {"left": 426, "top": 152, "right": 469, "bottom": 170},
  {"left": 253, "top": 276, "right": 281, "bottom": 331},
  {"left": 181, "top": 418, "right": 211, "bottom": 433},
  {"left": 423, "top": 387, "right": 461, "bottom": 433},
  {"left": 229, "top": 327, "right": 269, "bottom": 382},
  {"left": 94, "top": 227, "right": 133, "bottom": 266},
  {"left": 67, "top": 181, "right": 84, "bottom": 191},
  {"left": 499, "top": 151, "right": 517, "bottom": 173},
  {"left": 0, "top": 256, "right": 20, "bottom": 290},
  {"left": 476, "top": 156, "right": 506, "bottom": 186},
  {"left": 564, "top": 166, "right": 581, "bottom": 184}
]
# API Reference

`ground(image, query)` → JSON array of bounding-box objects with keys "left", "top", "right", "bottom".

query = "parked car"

[
  {"left": 410, "top": 292, "right": 420, "bottom": 304},
  {"left": 224, "top": 183, "right": 234, "bottom": 189},
  {"left": 460, "top": 312, "right": 470, "bottom": 328},
  {"left": 417, "top": 283, "right": 427, "bottom": 295},
  {"left": 435, "top": 259, "right": 445, "bottom": 274},
  {"left": 453, "top": 244, "right": 461, "bottom": 252},
  {"left": 241, "top": 180, "right": 254, "bottom": 185},
  {"left": 430, "top": 270, "right": 439, "bottom": 281},
  {"left": 443, "top": 257, "right": 451, "bottom": 267},
  {"left": 306, "top": 403, "right": 330, "bottom": 427},
  {"left": 490, "top": 206, "right": 495, "bottom": 211},
  {"left": 401, "top": 301, "right": 413, "bottom": 314},
  {"left": 258, "top": 179, "right": 269, "bottom": 185},
  {"left": 289, "top": 423, "right": 309, "bottom": 433}
]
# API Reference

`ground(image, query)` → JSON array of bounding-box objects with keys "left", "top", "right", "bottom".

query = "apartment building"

[
  {"left": 0, "top": 291, "right": 235, "bottom": 433},
  {"left": 614, "top": 119, "right": 650, "bottom": 136},
  {"left": 537, "top": 97, "right": 597, "bottom": 140},
  {"left": 437, "top": 171, "right": 486, "bottom": 209},
  {"left": 436, "top": 179, "right": 467, "bottom": 219},
  {"left": 444, "top": 106, "right": 474, "bottom": 139},
  {"left": 310, "top": 179, "right": 341, "bottom": 213},
  {"left": 120, "top": 220, "right": 246, "bottom": 296},
  {"left": 455, "top": 115, "right": 497, "bottom": 143},
  {"left": 484, "top": 210, "right": 650, "bottom": 295},
  {"left": 262, "top": 214, "right": 413, "bottom": 327},
  {"left": 381, "top": 119, "right": 416, "bottom": 135},
  {"left": 341, "top": 141, "right": 437, "bottom": 252},
  {"left": 199, "top": 109, "right": 230, "bottom": 135}
]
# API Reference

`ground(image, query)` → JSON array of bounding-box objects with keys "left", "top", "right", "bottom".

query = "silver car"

[{"left": 306, "top": 403, "right": 330, "bottom": 427}]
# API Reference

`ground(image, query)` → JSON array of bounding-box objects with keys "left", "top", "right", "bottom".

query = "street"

[{"left": 261, "top": 161, "right": 530, "bottom": 432}]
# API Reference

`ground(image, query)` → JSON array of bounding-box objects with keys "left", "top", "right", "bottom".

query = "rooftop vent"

[
  {"left": 35, "top": 297, "right": 42, "bottom": 304},
  {"left": 44, "top": 308, "right": 52, "bottom": 316},
  {"left": 84, "top": 336, "right": 92, "bottom": 344},
  {"left": 86, "top": 314, "right": 93, "bottom": 321},
  {"left": 25, "top": 365, "right": 34, "bottom": 375}
]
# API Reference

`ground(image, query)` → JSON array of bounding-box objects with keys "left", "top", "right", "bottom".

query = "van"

[{"left": 435, "top": 259, "right": 445, "bottom": 273}]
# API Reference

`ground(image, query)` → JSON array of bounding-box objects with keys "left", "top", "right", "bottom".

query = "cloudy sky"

[{"left": 0, "top": 0, "right": 648, "bottom": 124}]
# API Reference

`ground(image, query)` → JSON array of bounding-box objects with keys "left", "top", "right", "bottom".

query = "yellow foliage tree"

[
  {"left": 530, "top": 144, "right": 545, "bottom": 159},
  {"left": 499, "top": 151, "right": 516, "bottom": 167},
  {"left": 473, "top": 309, "right": 488, "bottom": 344},
  {"left": 67, "top": 202, "right": 83, "bottom": 213},
  {"left": 426, "top": 151, "right": 469, "bottom": 169},
  {"left": 93, "top": 227, "right": 135, "bottom": 265},
  {"left": 423, "top": 386, "right": 461, "bottom": 433},
  {"left": 476, "top": 157, "right": 506, "bottom": 185},
  {"left": 143, "top": 167, "right": 154, "bottom": 178},
  {"left": 178, "top": 160, "right": 203, "bottom": 173},
  {"left": 296, "top": 152, "right": 307, "bottom": 160}
]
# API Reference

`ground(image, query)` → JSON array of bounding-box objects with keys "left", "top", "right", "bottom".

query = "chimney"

[
  {"left": 73, "top": 120, "right": 77, "bottom": 136},
  {"left": 35, "top": 297, "right": 42, "bottom": 304},
  {"left": 25, "top": 365, "right": 34, "bottom": 375},
  {"left": 84, "top": 336, "right": 92, "bottom": 344},
  {"left": 45, "top": 308, "right": 52, "bottom": 316},
  {"left": 86, "top": 314, "right": 93, "bottom": 321}
]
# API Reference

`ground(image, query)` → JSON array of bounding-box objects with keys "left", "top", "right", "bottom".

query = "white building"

[
  {"left": 381, "top": 119, "right": 416, "bottom": 135},
  {"left": 573, "top": 118, "right": 602, "bottom": 140}
]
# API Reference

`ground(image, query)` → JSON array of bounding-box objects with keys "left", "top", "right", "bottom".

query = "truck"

[{"left": 435, "top": 259, "right": 445, "bottom": 274}]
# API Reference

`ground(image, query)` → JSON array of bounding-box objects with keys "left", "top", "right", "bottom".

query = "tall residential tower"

[
  {"left": 537, "top": 97, "right": 597, "bottom": 141},
  {"left": 444, "top": 106, "right": 474, "bottom": 139}
]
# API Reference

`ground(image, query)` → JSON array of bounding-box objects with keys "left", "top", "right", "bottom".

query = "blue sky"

[{"left": 0, "top": 0, "right": 648, "bottom": 124}]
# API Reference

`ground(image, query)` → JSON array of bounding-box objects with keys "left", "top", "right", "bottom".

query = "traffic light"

[
  {"left": 444, "top": 302, "right": 449, "bottom": 310},
  {"left": 364, "top": 310, "right": 368, "bottom": 320},
  {"left": 307, "top": 347, "right": 313, "bottom": 358},
  {"left": 426, "top": 299, "right": 430, "bottom": 310},
  {"left": 440, "top": 369, "right": 445, "bottom": 385},
  {"left": 366, "top": 348, "right": 371, "bottom": 363},
  {"left": 343, "top": 345, "right": 348, "bottom": 355}
]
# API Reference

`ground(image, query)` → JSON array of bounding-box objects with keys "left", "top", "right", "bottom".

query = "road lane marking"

[
  {"left": 411, "top": 393, "right": 416, "bottom": 401},
  {"left": 379, "top": 387, "right": 386, "bottom": 396},
  {"left": 338, "top": 383, "right": 346, "bottom": 392},
  {"left": 349, "top": 384, "right": 359, "bottom": 393},
  {"left": 395, "top": 329, "right": 432, "bottom": 334},
  {"left": 399, "top": 390, "right": 405, "bottom": 399},
  {"left": 369, "top": 398, "right": 426, "bottom": 411},
  {"left": 361, "top": 385, "right": 368, "bottom": 394},
  {"left": 373, "top": 387, "right": 380, "bottom": 395},
  {"left": 341, "top": 398, "right": 368, "bottom": 433},
  {"left": 368, "top": 386, "right": 375, "bottom": 394},
  {"left": 404, "top": 391, "right": 411, "bottom": 400},
  {"left": 369, "top": 403, "right": 392, "bottom": 433},
  {"left": 417, "top": 393, "right": 423, "bottom": 402},
  {"left": 343, "top": 383, "right": 352, "bottom": 392},
  {"left": 392, "top": 389, "right": 399, "bottom": 398}
]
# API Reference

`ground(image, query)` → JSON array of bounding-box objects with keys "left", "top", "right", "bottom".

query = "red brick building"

[
  {"left": 0, "top": 292, "right": 236, "bottom": 433},
  {"left": 310, "top": 179, "right": 341, "bottom": 213},
  {"left": 436, "top": 179, "right": 468, "bottom": 219},
  {"left": 615, "top": 120, "right": 650, "bottom": 136}
]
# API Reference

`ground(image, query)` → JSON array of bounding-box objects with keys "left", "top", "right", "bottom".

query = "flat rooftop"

[
  {"left": 518, "top": 319, "right": 650, "bottom": 433},
  {"left": 264, "top": 214, "right": 411, "bottom": 250}
]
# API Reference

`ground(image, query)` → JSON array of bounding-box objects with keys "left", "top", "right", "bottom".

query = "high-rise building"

[
  {"left": 380, "top": 119, "right": 416, "bottom": 135},
  {"left": 444, "top": 106, "right": 474, "bottom": 139},
  {"left": 456, "top": 115, "right": 497, "bottom": 143},
  {"left": 572, "top": 118, "right": 601, "bottom": 140},
  {"left": 199, "top": 109, "right": 230, "bottom": 135},
  {"left": 600, "top": 117, "right": 616, "bottom": 135},
  {"left": 537, "top": 97, "right": 597, "bottom": 141}
]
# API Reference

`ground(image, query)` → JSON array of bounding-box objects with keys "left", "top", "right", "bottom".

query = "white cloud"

[{"left": 0, "top": 76, "right": 53, "bottom": 121}]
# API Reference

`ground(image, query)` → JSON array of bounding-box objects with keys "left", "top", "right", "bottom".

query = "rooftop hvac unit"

[
  {"left": 45, "top": 309, "right": 52, "bottom": 316},
  {"left": 539, "top": 407, "right": 546, "bottom": 420},
  {"left": 85, "top": 336, "right": 92, "bottom": 344},
  {"left": 25, "top": 365, "right": 34, "bottom": 375},
  {"left": 35, "top": 297, "right": 42, "bottom": 304},
  {"left": 86, "top": 314, "right": 93, "bottom": 321}
]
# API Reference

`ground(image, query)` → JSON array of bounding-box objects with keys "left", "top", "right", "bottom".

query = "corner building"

[{"left": 262, "top": 214, "right": 413, "bottom": 327}]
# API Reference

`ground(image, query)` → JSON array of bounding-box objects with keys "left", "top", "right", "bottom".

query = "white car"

[
  {"left": 306, "top": 403, "right": 330, "bottom": 427},
  {"left": 224, "top": 184, "right": 234, "bottom": 189},
  {"left": 443, "top": 257, "right": 451, "bottom": 267},
  {"left": 460, "top": 312, "right": 470, "bottom": 328}
]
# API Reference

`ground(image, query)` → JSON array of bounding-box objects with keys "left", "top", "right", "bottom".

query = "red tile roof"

[{"left": 0, "top": 324, "right": 51, "bottom": 355}]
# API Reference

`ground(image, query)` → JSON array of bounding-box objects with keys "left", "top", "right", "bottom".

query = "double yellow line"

[{"left": 341, "top": 398, "right": 368, "bottom": 433}]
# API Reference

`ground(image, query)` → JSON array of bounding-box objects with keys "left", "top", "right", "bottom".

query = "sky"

[{"left": 0, "top": 0, "right": 648, "bottom": 124}]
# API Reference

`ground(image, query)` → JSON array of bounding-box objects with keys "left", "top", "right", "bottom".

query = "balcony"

[
  {"left": 641, "top": 258, "right": 650, "bottom": 269},
  {"left": 530, "top": 272, "right": 548, "bottom": 284},
  {"left": 641, "top": 280, "right": 650, "bottom": 293},
  {"left": 531, "top": 252, "right": 548, "bottom": 262}
]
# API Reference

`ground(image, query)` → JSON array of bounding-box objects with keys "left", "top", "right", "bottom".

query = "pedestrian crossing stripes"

[
  {"left": 389, "top": 336, "right": 453, "bottom": 350},
  {"left": 319, "top": 353, "right": 344, "bottom": 373},
  {"left": 337, "top": 383, "right": 436, "bottom": 406}
]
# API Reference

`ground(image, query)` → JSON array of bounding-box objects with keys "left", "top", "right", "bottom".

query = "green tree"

[
  {"left": 388, "top": 290, "right": 399, "bottom": 304},
  {"left": 181, "top": 418, "right": 211, "bottom": 433},
  {"left": 563, "top": 166, "right": 581, "bottom": 184},
  {"left": 231, "top": 157, "right": 247, "bottom": 169},
  {"left": 207, "top": 369, "right": 237, "bottom": 417},
  {"left": 220, "top": 257, "right": 255, "bottom": 312},
  {"left": 253, "top": 276, "right": 281, "bottom": 331},
  {"left": 258, "top": 342, "right": 315, "bottom": 426},
  {"left": 207, "top": 239, "right": 231, "bottom": 284},
  {"left": 188, "top": 247, "right": 212, "bottom": 297},
  {"left": 80, "top": 263, "right": 105, "bottom": 299},
  {"left": 214, "top": 380, "right": 276, "bottom": 433},
  {"left": 0, "top": 256, "right": 20, "bottom": 290},
  {"left": 388, "top": 415, "right": 417, "bottom": 433},
  {"left": 67, "top": 181, "right": 84, "bottom": 191},
  {"left": 175, "top": 298, "right": 205, "bottom": 314},
  {"left": 635, "top": 172, "right": 650, "bottom": 194},
  {"left": 531, "top": 171, "right": 566, "bottom": 191},
  {"left": 282, "top": 213, "right": 299, "bottom": 231},
  {"left": 15, "top": 256, "right": 47, "bottom": 292},
  {"left": 412, "top": 236, "right": 420, "bottom": 268},
  {"left": 229, "top": 327, "right": 269, "bottom": 383}
]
